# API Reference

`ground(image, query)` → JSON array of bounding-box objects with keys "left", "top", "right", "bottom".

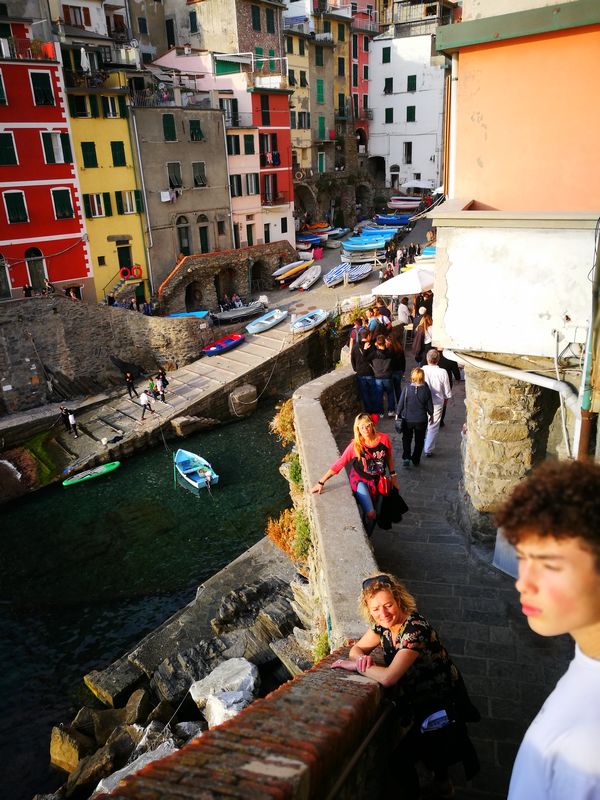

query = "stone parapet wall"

[
  {"left": 293, "top": 365, "right": 376, "bottom": 646},
  {"left": 0, "top": 297, "right": 216, "bottom": 413}
]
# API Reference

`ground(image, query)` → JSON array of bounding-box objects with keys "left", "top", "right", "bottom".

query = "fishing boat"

[
  {"left": 323, "top": 263, "right": 349, "bottom": 287},
  {"left": 290, "top": 308, "right": 328, "bottom": 334},
  {"left": 328, "top": 227, "right": 351, "bottom": 239},
  {"left": 303, "top": 222, "right": 329, "bottom": 231},
  {"left": 387, "top": 197, "right": 421, "bottom": 211},
  {"left": 210, "top": 301, "right": 266, "bottom": 324},
  {"left": 246, "top": 308, "right": 288, "bottom": 334},
  {"left": 343, "top": 238, "right": 389, "bottom": 252},
  {"left": 167, "top": 310, "right": 210, "bottom": 320},
  {"left": 296, "top": 233, "right": 321, "bottom": 245},
  {"left": 374, "top": 213, "right": 412, "bottom": 226},
  {"left": 296, "top": 241, "right": 313, "bottom": 251},
  {"left": 174, "top": 449, "right": 218, "bottom": 495},
  {"left": 63, "top": 461, "right": 120, "bottom": 487},
  {"left": 202, "top": 333, "right": 246, "bottom": 356},
  {"left": 360, "top": 226, "right": 400, "bottom": 236},
  {"left": 276, "top": 259, "right": 313, "bottom": 283},
  {"left": 288, "top": 264, "right": 322, "bottom": 291},
  {"left": 347, "top": 263, "right": 373, "bottom": 283},
  {"left": 325, "top": 239, "right": 341, "bottom": 249},
  {"left": 298, "top": 249, "right": 314, "bottom": 260},
  {"left": 272, "top": 259, "right": 306, "bottom": 278}
]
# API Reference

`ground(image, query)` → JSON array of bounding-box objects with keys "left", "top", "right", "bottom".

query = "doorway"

[
  {"left": 117, "top": 244, "right": 133, "bottom": 270},
  {"left": 25, "top": 248, "right": 46, "bottom": 290},
  {"left": 165, "top": 18, "right": 176, "bottom": 48}
]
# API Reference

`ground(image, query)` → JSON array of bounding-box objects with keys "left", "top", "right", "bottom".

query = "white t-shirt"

[
  {"left": 396, "top": 304, "right": 411, "bottom": 325},
  {"left": 508, "top": 645, "right": 600, "bottom": 800},
  {"left": 140, "top": 393, "right": 150, "bottom": 406},
  {"left": 422, "top": 364, "right": 451, "bottom": 405}
]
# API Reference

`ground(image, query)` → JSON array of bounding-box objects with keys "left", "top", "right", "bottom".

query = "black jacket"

[
  {"left": 351, "top": 342, "right": 373, "bottom": 377},
  {"left": 366, "top": 345, "right": 392, "bottom": 379}
]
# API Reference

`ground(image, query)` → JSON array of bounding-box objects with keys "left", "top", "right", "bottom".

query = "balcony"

[
  {"left": 261, "top": 190, "right": 290, "bottom": 207},
  {"left": 223, "top": 111, "right": 255, "bottom": 128},
  {"left": 259, "top": 151, "right": 282, "bottom": 168},
  {"left": 393, "top": 0, "right": 453, "bottom": 35},
  {"left": 0, "top": 37, "right": 57, "bottom": 61},
  {"left": 351, "top": 16, "right": 379, "bottom": 33},
  {"left": 356, "top": 108, "right": 373, "bottom": 120},
  {"left": 64, "top": 68, "right": 129, "bottom": 89},
  {"left": 283, "top": 16, "right": 310, "bottom": 34}
]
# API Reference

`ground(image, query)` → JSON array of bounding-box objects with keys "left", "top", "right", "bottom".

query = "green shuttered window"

[
  {"left": 316, "top": 79, "right": 324, "bottom": 104},
  {"left": 189, "top": 119, "right": 203, "bottom": 141},
  {"left": 5, "top": 191, "right": 28, "bottom": 222},
  {"left": 0, "top": 132, "right": 16, "bottom": 165},
  {"left": 81, "top": 141, "right": 97, "bottom": 167},
  {"left": 111, "top": 141, "right": 126, "bottom": 166},
  {"left": 162, "top": 113, "right": 177, "bottom": 141}
]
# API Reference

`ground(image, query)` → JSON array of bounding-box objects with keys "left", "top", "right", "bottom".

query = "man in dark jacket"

[
  {"left": 351, "top": 330, "right": 374, "bottom": 412},
  {"left": 365, "top": 334, "right": 395, "bottom": 417}
]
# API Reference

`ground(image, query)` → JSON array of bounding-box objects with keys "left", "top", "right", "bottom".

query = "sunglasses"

[{"left": 362, "top": 574, "right": 392, "bottom": 591}]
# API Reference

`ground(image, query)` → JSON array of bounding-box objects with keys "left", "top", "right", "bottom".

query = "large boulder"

[
  {"left": 65, "top": 728, "right": 136, "bottom": 797},
  {"left": 124, "top": 688, "right": 152, "bottom": 726},
  {"left": 150, "top": 641, "right": 218, "bottom": 705},
  {"left": 50, "top": 725, "right": 95, "bottom": 773},
  {"left": 189, "top": 658, "right": 259, "bottom": 711},
  {"left": 84, "top": 655, "right": 144, "bottom": 707},
  {"left": 204, "top": 690, "right": 254, "bottom": 728},
  {"left": 210, "top": 577, "right": 291, "bottom": 633},
  {"left": 91, "top": 740, "right": 177, "bottom": 798}
]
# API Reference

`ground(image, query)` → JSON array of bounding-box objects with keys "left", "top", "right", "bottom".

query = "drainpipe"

[
  {"left": 130, "top": 109, "right": 154, "bottom": 294},
  {"left": 443, "top": 349, "right": 581, "bottom": 418},
  {"left": 448, "top": 53, "right": 458, "bottom": 198},
  {"left": 575, "top": 238, "right": 600, "bottom": 459}
]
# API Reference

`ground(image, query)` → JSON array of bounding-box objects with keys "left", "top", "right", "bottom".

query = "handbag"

[
  {"left": 377, "top": 475, "right": 392, "bottom": 495},
  {"left": 395, "top": 418, "right": 407, "bottom": 435}
]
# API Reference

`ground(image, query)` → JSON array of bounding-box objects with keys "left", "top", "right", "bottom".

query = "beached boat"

[
  {"left": 290, "top": 308, "right": 328, "bottom": 334},
  {"left": 374, "top": 213, "right": 412, "bottom": 226},
  {"left": 323, "top": 263, "right": 349, "bottom": 287},
  {"left": 325, "top": 239, "right": 341, "bottom": 249},
  {"left": 272, "top": 259, "right": 305, "bottom": 278},
  {"left": 343, "top": 238, "right": 389, "bottom": 252},
  {"left": 211, "top": 302, "right": 266, "bottom": 324},
  {"left": 63, "top": 461, "right": 120, "bottom": 487},
  {"left": 347, "top": 263, "right": 373, "bottom": 283},
  {"left": 387, "top": 197, "right": 421, "bottom": 211},
  {"left": 303, "top": 222, "right": 329, "bottom": 231},
  {"left": 276, "top": 259, "right": 313, "bottom": 283},
  {"left": 167, "top": 310, "right": 210, "bottom": 320},
  {"left": 202, "top": 333, "right": 246, "bottom": 356},
  {"left": 289, "top": 264, "right": 322, "bottom": 291},
  {"left": 296, "top": 241, "right": 313, "bottom": 251},
  {"left": 358, "top": 227, "right": 398, "bottom": 238},
  {"left": 298, "top": 250, "right": 314, "bottom": 260},
  {"left": 328, "top": 227, "right": 351, "bottom": 239},
  {"left": 296, "top": 233, "right": 321, "bottom": 244},
  {"left": 174, "top": 449, "right": 218, "bottom": 495},
  {"left": 246, "top": 308, "right": 288, "bottom": 334}
]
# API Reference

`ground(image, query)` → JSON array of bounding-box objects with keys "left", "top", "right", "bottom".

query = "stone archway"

[
  {"left": 293, "top": 183, "right": 318, "bottom": 221},
  {"left": 249, "top": 259, "right": 271, "bottom": 292},
  {"left": 366, "top": 156, "right": 386, "bottom": 185},
  {"left": 355, "top": 182, "right": 373, "bottom": 218},
  {"left": 355, "top": 127, "right": 367, "bottom": 148},
  {"left": 185, "top": 281, "right": 204, "bottom": 311}
]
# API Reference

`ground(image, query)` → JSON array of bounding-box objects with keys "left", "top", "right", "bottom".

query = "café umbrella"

[{"left": 372, "top": 267, "right": 435, "bottom": 296}]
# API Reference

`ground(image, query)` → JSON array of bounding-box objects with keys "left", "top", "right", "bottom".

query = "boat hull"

[
  {"left": 290, "top": 309, "right": 328, "bottom": 333},
  {"left": 202, "top": 333, "right": 246, "bottom": 356},
  {"left": 174, "top": 449, "right": 219, "bottom": 495},
  {"left": 63, "top": 461, "right": 121, "bottom": 487},
  {"left": 246, "top": 309, "right": 288, "bottom": 334}
]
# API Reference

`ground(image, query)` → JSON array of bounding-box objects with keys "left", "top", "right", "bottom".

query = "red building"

[
  {"left": 351, "top": 4, "right": 377, "bottom": 152},
  {"left": 0, "top": 24, "right": 90, "bottom": 300},
  {"left": 249, "top": 86, "right": 295, "bottom": 245}
]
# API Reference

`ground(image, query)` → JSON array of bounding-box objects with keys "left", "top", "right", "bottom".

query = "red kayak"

[{"left": 201, "top": 333, "right": 246, "bottom": 356}]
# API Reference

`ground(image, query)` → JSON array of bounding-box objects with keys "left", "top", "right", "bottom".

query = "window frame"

[
  {"left": 41, "top": 131, "right": 72, "bottom": 164},
  {"left": 382, "top": 46, "right": 391, "bottom": 64},
  {"left": 229, "top": 173, "right": 243, "bottom": 197},
  {"left": 337, "top": 57, "right": 345, "bottom": 77},
  {"left": 138, "top": 16, "right": 147, "bottom": 34},
  {"left": 407, "top": 74, "right": 417, "bottom": 92},
  {"left": 246, "top": 172, "right": 259, "bottom": 195},
  {"left": 251, "top": 4, "right": 261, "bottom": 31},
  {"left": 403, "top": 141, "right": 412, "bottom": 165},
  {"left": 167, "top": 161, "right": 183, "bottom": 189},
  {"left": 189, "top": 119, "right": 204, "bottom": 141},
  {"left": 265, "top": 7, "right": 275, "bottom": 33},
  {"left": 0, "top": 70, "right": 7, "bottom": 105},
  {"left": 406, "top": 105, "right": 416, "bottom": 122},
  {"left": 0, "top": 131, "right": 17, "bottom": 165},
  {"left": 243, "top": 134, "right": 255, "bottom": 155},
  {"left": 51, "top": 187, "right": 74, "bottom": 220},
  {"left": 110, "top": 140, "right": 126, "bottom": 167},
  {"left": 189, "top": 10, "right": 198, "bottom": 33},
  {"left": 162, "top": 113, "right": 177, "bottom": 142},
  {"left": 29, "top": 70, "right": 55, "bottom": 106},
  {"left": 3, "top": 190, "right": 28, "bottom": 223},
  {"left": 385, "top": 107, "right": 394, "bottom": 124},
  {"left": 192, "top": 160, "right": 207, "bottom": 188},
  {"left": 315, "top": 45, "right": 323, "bottom": 67},
  {"left": 316, "top": 78, "right": 324, "bottom": 104},
  {"left": 226, "top": 134, "right": 240, "bottom": 155},
  {"left": 81, "top": 140, "right": 98, "bottom": 168}
]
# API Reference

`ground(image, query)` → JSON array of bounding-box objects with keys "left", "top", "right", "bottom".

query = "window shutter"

[
  {"left": 118, "top": 95, "right": 128, "bottom": 118},
  {"left": 110, "top": 141, "right": 126, "bottom": 166},
  {"left": 67, "top": 94, "right": 77, "bottom": 117},
  {"left": 0, "top": 133, "right": 16, "bottom": 165},
  {"left": 244, "top": 134, "right": 254, "bottom": 154},
  {"left": 251, "top": 5, "right": 260, "bottom": 30},
  {"left": 54, "top": 189, "right": 73, "bottom": 218},
  {"left": 83, "top": 7, "right": 91, "bottom": 25},
  {"left": 0, "top": 76, "right": 6, "bottom": 104},
  {"left": 189, "top": 119, "right": 203, "bottom": 141},
  {"left": 268, "top": 49, "right": 275, "bottom": 71},
  {"left": 134, "top": 189, "right": 144, "bottom": 213},
  {"left": 103, "top": 192, "right": 112, "bottom": 216},
  {"left": 41, "top": 132, "right": 55, "bottom": 164},
  {"left": 407, "top": 74, "right": 416, "bottom": 92},
  {"left": 5, "top": 192, "right": 27, "bottom": 222},
  {"left": 63, "top": 5, "right": 71, "bottom": 24},
  {"left": 83, "top": 193, "right": 92, "bottom": 218},
  {"left": 60, "top": 133, "right": 72, "bottom": 163},
  {"left": 89, "top": 94, "right": 99, "bottom": 117},
  {"left": 290, "top": 111, "right": 296, "bottom": 129},
  {"left": 316, "top": 79, "right": 324, "bottom": 104},
  {"left": 115, "top": 191, "right": 124, "bottom": 214},
  {"left": 81, "top": 141, "right": 97, "bottom": 167},
  {"left": 162, "top": 113, "right": 176, "bottom": 141},
  {"left": 101, "top": 96, "right": 109, "bottom": 116}
]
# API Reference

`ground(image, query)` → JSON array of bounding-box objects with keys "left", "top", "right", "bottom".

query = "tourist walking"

[
  {"left": 140, "top": 390, "right": 155, "bottom": 420},
  {"left": 386, "top": 330, "right": 406, "bottom": 405},
  {"left": 422, "top": 349, "right": 452, "bottom": 457},
  {"left": 351, "top": 330, "right": 374, "bottom": 413},
  {"left": 59, "top": 405, "right": 71, "bottom": 433},
  {"left": 412, "top": 309, "right": 433, "bottom": 366},
  {"left": 311, "top": 413, "right": 398, "bottom": 537},
  {"left": 155, "top": 374, "right": 166, "bottom": 403},
  {"left": 396, "top": 368, "right": 433, "bottom": 467},
  {"left": 68, "top": 410, "right": 79, "bottom": 438},
  {"left": 331, "top": 573, "right": 480, "bottom": 799},
  {"left": 124, "top": 371, "right": 138, "bottom": 399},
  {"left": 366, "top": 334, "right": 395, "bottom": 417}
]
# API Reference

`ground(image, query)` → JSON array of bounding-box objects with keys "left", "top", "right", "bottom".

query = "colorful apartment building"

[
  {"left": 350, "top": 4, "right": 377, "bottom": 152},
  {"left": 65, "top": 68, "right": 150, "bottom": 302},
  {"left": 0, "top": 27, "right": 91, "bottom": 299},
  {"left": 285, "top": 28, "right": 311, "bottom": 172}
]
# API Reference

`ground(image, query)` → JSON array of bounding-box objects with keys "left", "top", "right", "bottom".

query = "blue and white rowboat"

[
  {"left": 246, "top": 308, "right": 288, "bottom": 334},
  {"left": 290, "top": 309, "right": 328, "bottom": 334}
]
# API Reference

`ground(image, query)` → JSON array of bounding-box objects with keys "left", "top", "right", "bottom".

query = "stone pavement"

[{"left": 337, "top": 374, "right": 573, "bottom": 799}]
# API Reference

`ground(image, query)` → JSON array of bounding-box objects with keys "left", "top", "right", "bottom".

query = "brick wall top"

[{"left": 98, "top": 649, "right": 383, "bottom": 800}]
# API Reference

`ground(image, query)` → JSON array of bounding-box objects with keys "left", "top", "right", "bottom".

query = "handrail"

[{"left": 102, "top": 269, "right": 122, "bottom": 299}]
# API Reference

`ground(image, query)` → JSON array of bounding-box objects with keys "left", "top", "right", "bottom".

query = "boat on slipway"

[
  {"left": 288, "top": 264, "right": 322, "bottom": 291},
  {"left": 201, "top": 333, "right": 246, "bottom": 356},
  {"left": 210, "top": 301, "right": 266, "bottom": 324},
  {"left": 274, "top": 259, "right": 314, "bottom": 283},
  {"left": 343, "top": 238, "right": 389, "bottom": 252},
  {"left": 174, "top": 449, "right": 219, "bottom": 495},
  {"left": 323, "top": 263, "right": 348, "bottom": 287},
  {"left": 63, "top": 461, "right": 121, "bottom": 487},
  {"left": 290, "top": 309, "right": 328, "bottom": 334},
  {"left": 347, "top": 263, "right": 373, "bottom": 283},
  {"left": 246, "top": 308, "right": 288, "bottom": 334},
  {"left": 374, "top": 213, "right": 412, "bottom": 226},
  {"left": 272, "top": 259, "right": 306, "bottom": 278}
]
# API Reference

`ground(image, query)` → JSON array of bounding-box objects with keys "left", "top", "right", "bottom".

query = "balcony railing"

[
  {"left": 223, "top": 111, "right": 255, "bottom": 128},
  {"left": 130, "top": 87, "right": 176, "bottom": 107},
  {"left": 261, "top": 190, "right": 290, "bottom": 207},
  {"left": 259, "top": 151, "right": 282, "bottom": 168},
  {"left": 356, "top": 108, "right": 373, "bottom": 120},
  {"left": 351, "top": 16, "right": 379, "bottom": 33},
  {"left": 0, "top": 37, "right": 57, "bottom": 61}
]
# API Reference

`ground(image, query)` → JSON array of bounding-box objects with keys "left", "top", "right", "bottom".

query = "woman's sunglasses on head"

[{"left": 362, "top": 575, "right": 392, "bottom": 591}]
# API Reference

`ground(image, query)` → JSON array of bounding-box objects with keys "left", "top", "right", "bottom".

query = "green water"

[{"left": 0, "top": 402, "right": 290, "bottom": 800}]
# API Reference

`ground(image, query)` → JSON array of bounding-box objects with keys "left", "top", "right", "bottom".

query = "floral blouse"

[{"left": 374, "top": 612, "right": 460, "bottom": 719}]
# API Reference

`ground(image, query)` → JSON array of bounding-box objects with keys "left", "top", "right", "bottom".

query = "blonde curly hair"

[{"left": 359, "top": 573, "right": 417, "bottom": 623}]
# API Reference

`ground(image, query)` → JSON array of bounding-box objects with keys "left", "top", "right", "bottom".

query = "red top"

[{"left": 331, "top": 433, "right": 392, "bottom": 478}]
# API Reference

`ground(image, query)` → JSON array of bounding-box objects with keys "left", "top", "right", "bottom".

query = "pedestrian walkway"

[{"left": 337, "top": 375, "right": 573, "bottom": 799}]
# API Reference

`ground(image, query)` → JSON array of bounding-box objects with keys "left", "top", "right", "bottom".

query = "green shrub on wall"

[
  {"left": 293, "top": 509, "right": 311, "bottom": 560},
  {"left": 313, "top": 631, "right": 330, "bottom": 662},
  {"left": 288, "top": 451, "right": 303, "bottom": 489}
]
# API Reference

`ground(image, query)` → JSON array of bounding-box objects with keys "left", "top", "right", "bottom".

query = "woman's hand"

[
  {"left": 311, "top": 482, "right": 323, "bottom": 494},
  {"left": 331, "top": 659, "right": 359, "bottom": 672},
  {"left": 356, "top": 654, "right": 373, "bottom": 672},
  {"left": 391, "top": 474, "right": 399, "bottom": 488}
]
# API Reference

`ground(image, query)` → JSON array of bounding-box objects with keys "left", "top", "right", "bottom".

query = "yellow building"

[
  {"left": 65, "top": 69, "right": 150, "bottom": 303},
  {"left": 319, "top": 12, "right": 351, "bottom": 122},
  {"left": 285, "top": 30, "right": 312, "bottom": 170}
]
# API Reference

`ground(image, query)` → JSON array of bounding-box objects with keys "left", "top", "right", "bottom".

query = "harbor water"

[{"left": 0, "top": 402, "right": 290, "bottom": 800}]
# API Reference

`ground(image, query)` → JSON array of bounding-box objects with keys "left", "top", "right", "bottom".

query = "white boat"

[
  {"left": 290, "top": 308, "right": 328, "bottom": 334},
  {"left": 347, "top": 263, "right": 373, "bottom": 283},
  {"left": 246, "top": 308, "right": 288, "bottom": 334},
  {"left": 298, "top": 250, "right": 314, "bottom": 261},
  {"left": 174, "top": 449, "right": 218, "bottom": 495},
  {"left": 272, "top": 259, "right": 305, "bottom": 278},
  {"left": 289, "top": 264, "right": 322, "bottom": 291},
  {"left": 328, "top": 227, "right": 351, "bottom": 239},
  {"left": 296, "top": 241, "right": 313, "bottom": 251}
]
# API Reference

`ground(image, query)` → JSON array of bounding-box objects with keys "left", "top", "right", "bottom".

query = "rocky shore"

[{"left": 35, "top": 536, "right": 315, "bottom": 800}]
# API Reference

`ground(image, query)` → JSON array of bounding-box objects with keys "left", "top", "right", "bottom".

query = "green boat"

[{"left": 62, "top": 461, "right": 121, "bottom": 487}]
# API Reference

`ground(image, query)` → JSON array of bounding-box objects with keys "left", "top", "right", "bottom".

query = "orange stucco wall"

[{"left": 454, "top": 25, "right": 600, "bottom": 211}]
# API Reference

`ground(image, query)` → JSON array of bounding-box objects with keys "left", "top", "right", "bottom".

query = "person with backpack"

[{"left": 365, "top": 334, "right": 395, "bottom": 417}]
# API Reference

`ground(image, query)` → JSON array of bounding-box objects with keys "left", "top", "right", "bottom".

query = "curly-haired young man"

[{"left": 496, "top": 460, "right": 600, "bottom": 800}]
